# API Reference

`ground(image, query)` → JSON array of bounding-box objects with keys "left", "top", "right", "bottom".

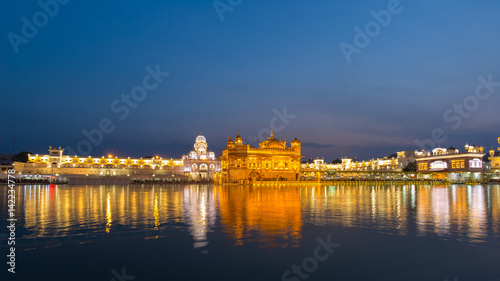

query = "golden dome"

[{"left": 260, "top": 131, "right": 285, "bottom": 149}]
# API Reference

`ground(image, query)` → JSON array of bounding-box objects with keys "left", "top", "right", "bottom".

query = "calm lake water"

[{"left": 1, "top": 184, "right": 500, "bottom": 281}]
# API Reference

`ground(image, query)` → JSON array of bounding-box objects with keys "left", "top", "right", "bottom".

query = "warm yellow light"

[
  {"left": 156, "top": 156, "right": 159, "bottom": 159},
  {"left": 108, "top": 154, "right": 112, "bottom": 158}
]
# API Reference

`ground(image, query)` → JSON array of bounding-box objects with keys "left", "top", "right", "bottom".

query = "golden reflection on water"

[
  {"left": 106, "top": 192, "right": 112, "bottom": 233},
  {"left": 154, "top": 193, "right": 159, "bottom": 230},
  {"left": 6, "top": 184, "right": 500, "bottom": 247},
  {"left": 215, "top": 185, "right": 302, "bottom": 248}
]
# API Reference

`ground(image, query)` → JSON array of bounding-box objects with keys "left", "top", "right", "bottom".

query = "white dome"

[{"left": 196, "top": 135, "right": 206, "bottom": 143}]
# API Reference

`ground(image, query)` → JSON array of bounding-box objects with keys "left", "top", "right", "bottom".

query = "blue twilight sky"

[{"left": 1, "top": 0, "right": 500, "bottom": 161}]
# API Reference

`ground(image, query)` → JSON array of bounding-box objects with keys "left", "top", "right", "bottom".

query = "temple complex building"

[
  {"left": 217, "top": 131, "right": 302, "bottom": 183},
  {"left": 416, "top": 145, "right": 484, "bottom": 172},
  {"left": 487, "top": 137, "right": 500, "bottom": 179},
  {"left": 182, "top": 133, "right": 219, "bottom": 180},
  {"left": 415, "top": 144, "right": 485, "bottom": 181},
  {"left": 301, "top": 150, "right": 427, "bottom": 178},
  {"left": 5, "top": 133, "right": 499, "bottom": 184},
  {"left": 12, "top": 133, "right": 219, "bottom": 183}
]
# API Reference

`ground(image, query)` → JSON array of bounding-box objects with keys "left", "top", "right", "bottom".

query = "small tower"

[
  {"left": 234, "top": 131, "right": 243, "bottom": 145},
  {"left": 48, "top": 146, "right": 64, "bottom": 157},
  {"left": 48, "top": 146, "right": 64, "bottom": 167},
  {"left": 490, "top": 149, "right": 495, "bottom": 157},
  {"left": 498, "top": 136, "right": 500, "bottom": 151},
  {"left": 291, "top": 135, "right": 301, "bottom": 155},
  {"left": 227, "top": 137, "right": 235, "bottom": 149},
  {"left": 291, "top": 135, "right": 301, "bottom": 148}
]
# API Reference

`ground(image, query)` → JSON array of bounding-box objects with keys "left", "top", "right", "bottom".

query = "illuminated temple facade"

[
  {"left": 13, "top": 133, "right": 219, "bottom": 182},
  {"left": 488, "top": 137, "right": 500, "bottom": 174},
  {"left": 415, "top": 144, "right": 485, "bottom": 172},
  {"left": 415, "top": 144, "right": 485, "bottom": 181},
  {"left": 181, "top": 133, "right": 219, "bottom": 180},
  {"left": 217, "top": 131, "right": 302, "bottom": 183},
  {"left": 7, "top": 134, "right": 500, "bottom": 183}
]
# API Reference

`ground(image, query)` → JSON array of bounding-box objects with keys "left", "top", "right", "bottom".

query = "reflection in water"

[
  {"left": 416, "top": 185, "right": 493, "bottom": 241},
  {"left": 216, "top": 186, "right": 302, "bottom": 248},
  {"left": 154, "top": 193, "right": 159, "bottom": 231},
  {"left": 106, "top": 193, "right": 112, "bottom": 233},
  {"left": 2, "top": 184, "right": 499, "bottom": 247},
  {"left": 183, "top": 185, "right": 216, "bottom": 249}
]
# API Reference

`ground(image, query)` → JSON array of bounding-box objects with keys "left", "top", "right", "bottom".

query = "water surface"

[{"left": 1, "top": 184, "right": 499, "bottom": 280}]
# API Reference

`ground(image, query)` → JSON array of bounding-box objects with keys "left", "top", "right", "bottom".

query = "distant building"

[
  {"left": 311, "top": 150, "right": 427, "bottom": 173},
  {"left": 12, "top": 133, "right": 220, "bottom": 182},
  {"left": 415, "top": 144, "right": 485, "bottom": 181},
  {"left": 0, "top": 153, "right": 13, "bottom": 165},
  {"left": 396, "top": 150, "right": 428, "bottom": 170},
  {"left": 0, "top": 153, "right": 13, "bottom": 174},
  {"left": 488, "top": 137, "right": 500, "bottom": 176},
  {"left": 13, "top": 146, "right": 186, "bottom": 182},
  {"left": 300, "top": 157, "right": 325, "bottom": 180},
  {"left": 182, "top": 133, "right": 219, "bottom": 181},
  {"left": 218, "top": 131, "right": 302, "bottom": 183}
]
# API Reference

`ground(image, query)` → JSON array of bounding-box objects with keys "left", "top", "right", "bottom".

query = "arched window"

[
  {"left": 469, "top": 158, "right": 482, "bottom": 168},
  {"left": 430, "top": 161, "right": 447, "bottom": 169}
]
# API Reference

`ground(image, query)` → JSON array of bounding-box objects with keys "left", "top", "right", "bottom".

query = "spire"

[
  {"left": 271, "top": 130, "right": 274, "bottom": 137},
  {"left": 234, "top": 131, "right": 242, "bottom": 145}
]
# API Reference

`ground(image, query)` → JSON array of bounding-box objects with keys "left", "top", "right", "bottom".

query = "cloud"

[{"left": 302, "top": 142, "right": 336, "bottom": 149}]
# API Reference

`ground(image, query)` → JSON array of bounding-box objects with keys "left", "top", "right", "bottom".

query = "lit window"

[
  {"left": 469, "top": 159, "right": 482, "bottom": 168},
  {"left": 430, "top": 161, "right": 447, "bottom": 169}
]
